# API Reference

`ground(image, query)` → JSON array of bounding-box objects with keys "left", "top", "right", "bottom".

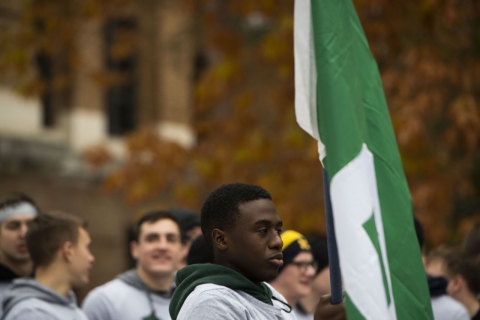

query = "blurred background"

[{"left": 0, "top": 0, "right": 479, "bottom": 300}]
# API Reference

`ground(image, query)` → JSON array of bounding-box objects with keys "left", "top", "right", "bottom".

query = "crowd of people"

[{"left": 0, "top": 183, "right": 477, "bottom": 320}]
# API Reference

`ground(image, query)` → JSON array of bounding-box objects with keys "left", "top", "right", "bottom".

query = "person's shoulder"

[
  {"left": 189, "top": 283, "right": 244, "bottom": 300},
  {"left": 82, "top": 278, "right": 134, "bottom": 308},
  {"left": 178, "top": 284, "right": 247, "bottom": 320},
  {"left": 431, "top": 295, "right": 469, "bottom": 320},
  {"left": 3, "top": 298, "right": 59, "bottom": 320}
]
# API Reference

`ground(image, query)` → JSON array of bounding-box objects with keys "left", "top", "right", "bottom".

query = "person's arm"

[{"left": 313, "top": 294, "right": 346, "bottom": 320}]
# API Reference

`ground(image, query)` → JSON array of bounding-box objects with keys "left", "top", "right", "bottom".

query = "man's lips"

[{"left": 268, "top": 253, "right": 284, "bottom": 268}]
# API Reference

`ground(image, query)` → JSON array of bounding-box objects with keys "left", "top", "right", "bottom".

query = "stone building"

[{"left": 0, "top": 0, "right": 197, "bottom": 301}]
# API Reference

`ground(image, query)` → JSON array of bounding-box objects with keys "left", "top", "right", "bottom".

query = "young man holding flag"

[
  {"left": 294, "top": 0, "right": 434, "bottom": 319},
  {"left": 169, "top": 183, "right": 345, "bottom": 320}
]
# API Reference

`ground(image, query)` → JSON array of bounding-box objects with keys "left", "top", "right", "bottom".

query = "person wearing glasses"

[{"left": 269, "top": 230, "right": 317, "bottom": 320}]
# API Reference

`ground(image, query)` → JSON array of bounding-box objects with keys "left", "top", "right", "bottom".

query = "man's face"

[
  {"left": 69, "top": 228, "right": 95, "bottom": 288},
  {"left": 223, "top": 199, "right": 283, "bottom": 284},
  {"left": 132, "top": 219, "right": 185, "bottom": 276},
  {"left": 273, "top": 252, "right": 316, "bottom": 300},
  {"left": 0, "top": 214, "right": 36, "bottom": 263}
]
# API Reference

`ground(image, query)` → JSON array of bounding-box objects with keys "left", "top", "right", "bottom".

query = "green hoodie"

[{"left": 169, "top": 264, "right": 275, "bottom": 320}]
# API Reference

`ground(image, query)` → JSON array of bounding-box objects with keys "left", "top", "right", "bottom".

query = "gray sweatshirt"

[
  {"left": 177, "top": 283, "right": 297, "bottom": 320},
  {"left": 82, "top": 269, "right": 174, "bottom": 320},
  {"left": 431, "top": 295, "right": 469, "bottom": 320},
  {"left": 1, "top": 279, "right": 87, "bottom": 320}
]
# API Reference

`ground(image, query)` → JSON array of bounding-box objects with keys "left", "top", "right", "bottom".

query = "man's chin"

[
  {"left": 147, "top": 266, "right": 175, "bottom": 276},
  {"left": 9, "top": 255, "right": 31, "bottom": 264}
]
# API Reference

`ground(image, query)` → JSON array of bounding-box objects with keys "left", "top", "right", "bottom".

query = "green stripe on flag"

[{"left": 363, "top": 214, "right": 392, "bottom": 306}]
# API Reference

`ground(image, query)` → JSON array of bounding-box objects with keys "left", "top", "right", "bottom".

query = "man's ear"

[
  {"left": 449, "top": 274, "right": 463, "bottom": 294},
  {"left": 212, "top": 229, "right": 228, "bottom": 252},
  {"left": 62, "top": 241, "right": 74, "bottom": 262},
  {"left": 130, "top": 241, "right": 139, "bottom": 260}
]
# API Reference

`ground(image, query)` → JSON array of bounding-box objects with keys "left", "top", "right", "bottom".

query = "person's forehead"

[
  {"left": 2, "top": 214, "right": 36, "bottom": 223},
  {"left": 293, "top": 251, "right": 313, "bottom": 262},
  {"left": 237, "top": 199, "right": 279, "bottom": 222},
  {"left": 79, "top": 227, "right": 91, "bottom": 242},
  {"left": 140, "top": 218, "right": 181, "bottom": 235}
]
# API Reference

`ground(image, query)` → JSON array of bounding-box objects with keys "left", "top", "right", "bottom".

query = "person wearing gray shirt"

[
  {"left": 0, "top": 193, "right": 39, "bottom": 316},
  {"left": 83, "top": 210, "right": 187, "bottom": 320},
  {"left": 1, "top": 211, "right": 93, "bottom": 320},
  {"left": 169, "top": 183, "right": 346, "bottom": 320}
]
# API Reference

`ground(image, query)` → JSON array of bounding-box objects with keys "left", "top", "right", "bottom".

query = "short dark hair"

[
  {"left": 201, "top": 183, "right": 272, "bottom": 249},
  {"left": 443, "top": 249, "right": 480, "bottom": 295},
  {"left": 26, "top": 211, "right": 87, "bottom": 268},
  {"left": 462, "top": 223, "right": 480, "bottom": 259},
  {"left": 132, "top": 210, "right": 186, "bottom": 244},
  {"left": 0, "top": 192, "right": 39, "bottom": 214}
]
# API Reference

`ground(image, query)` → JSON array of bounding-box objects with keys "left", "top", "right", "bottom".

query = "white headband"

[{"left": 0, "top": 202, "right": 38, "bottom": 223}]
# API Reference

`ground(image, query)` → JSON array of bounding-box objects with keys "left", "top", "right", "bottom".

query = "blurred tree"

[{"left": 2, "top": 0, "right": 480, "bottom": 244}]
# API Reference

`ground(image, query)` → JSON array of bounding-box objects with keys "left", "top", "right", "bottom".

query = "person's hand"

[{"left": 313, "top": 294, "right": 346, "bottom": 320}]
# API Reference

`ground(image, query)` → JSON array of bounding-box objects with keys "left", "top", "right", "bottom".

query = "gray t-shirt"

[
  {"left": 82, "top": 278, "right": 172, "bottom": 320},
  {"left": 431, "top": 295, "right": 469, "bottom": 320},
  {"left": 2, "top": 279, "right": 87, "bottom": 320},
  {"left": 177, "top": 283, "right": 297, "bottom": 320}
]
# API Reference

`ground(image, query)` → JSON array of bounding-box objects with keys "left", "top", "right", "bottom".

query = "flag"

[{"left": 294, "top": 0, "right": 433, "bottom": 319}]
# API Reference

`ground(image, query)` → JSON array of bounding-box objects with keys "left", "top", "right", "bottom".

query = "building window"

[
  {"left": 36, "top": 51, "right": 55, "bottom": 128},
  {"left": 104, "top": 18, "right": 137, "bottom": 136}
]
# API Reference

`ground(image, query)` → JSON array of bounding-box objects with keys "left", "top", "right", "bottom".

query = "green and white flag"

[{"left": 294, "top": 0, "right": 433, "bottom": 319}]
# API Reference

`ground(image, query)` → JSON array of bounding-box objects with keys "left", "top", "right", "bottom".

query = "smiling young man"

[
  {"left": 82, "top": 210, "right": 187, "bottom": 320},
  {"left": 2, "top": 211, "right": 94, "bottom": 320},
  {"left": 0, "top": 193, "right": 39, "bottom": 315},
  {"left": 269, "top": 230, "right": 316, "bottom": 320}
]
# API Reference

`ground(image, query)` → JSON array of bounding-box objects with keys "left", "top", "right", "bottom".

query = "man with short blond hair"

[{"left": 2, "top": 211, "right": 94, "bottom": 320}]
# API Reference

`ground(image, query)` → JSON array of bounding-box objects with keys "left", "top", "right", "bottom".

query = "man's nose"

[
  {"left": 157, "top": 236, "right": 170, "bottom": 249},
  {"left": 19, "top": 224, "right": 28, "bottom": 238},
  {"left": 306, "top": 264, "right": 316, "bottom": 277},
  {"left": 269, "top": 232, "right": 283, "bottom": 250}
]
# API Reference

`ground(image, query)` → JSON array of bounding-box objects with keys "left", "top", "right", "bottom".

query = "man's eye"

[
  {"left": 258, "top": 229, "right": 268, "bottom": 234},
  {"left": 276, "top": 229, "right": 282, "bottom": 235},
  {"left": 6, "top": 223, "right": 20, "bottom": 230}
]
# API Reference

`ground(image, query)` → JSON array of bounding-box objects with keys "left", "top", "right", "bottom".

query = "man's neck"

[
  {"left": 0, "top": 257, "right": 32, "bottom": 277},
  {"left": 35, "top": 265, "right": 71, "bottom": 298},
  {"left": 136, "top": 266, "right": 174, "bottom": 292},
  {"left": 299, "top": 290, "right": 322, "bottom": 314},
  {"left": 458, "top": 291, "right": 480, "bottom": 317}
]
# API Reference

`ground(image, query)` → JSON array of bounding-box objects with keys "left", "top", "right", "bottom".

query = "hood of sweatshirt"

[
  {"left": 117, "top": 269, "right": 175, "bottom": 298},
  {"left": 2, "top": 278, "right": 77, "bottom": 317},
  {"left": 169, "top": 263, "right": 275, "bottom": 320}
]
